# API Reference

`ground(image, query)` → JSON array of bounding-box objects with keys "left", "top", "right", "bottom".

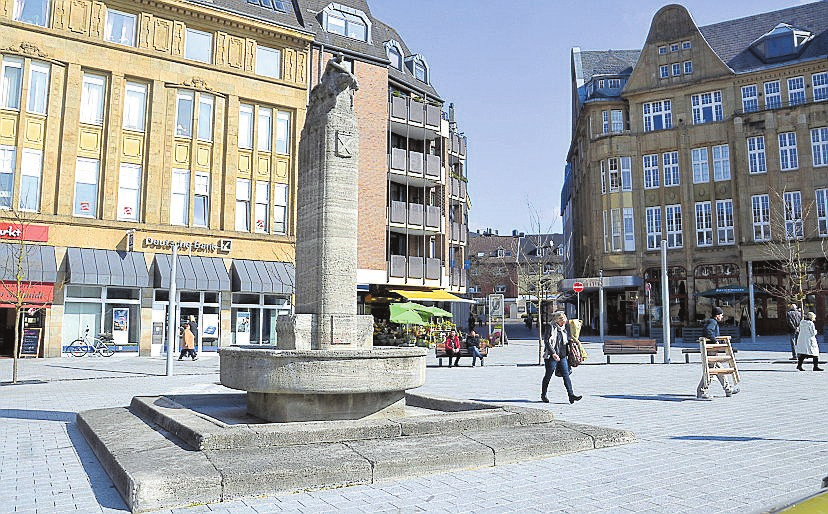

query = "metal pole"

[
  {"left": 598, "top": 270, "right": 605, "bottom": 343},
  {"left": 661, "top": 240, "right": 671, "bottom": 364},
  {"left": 748, "top": 261, "right": 757, "bottom": 344},
  {"left": 166, "top": 244, "right": 178, "bottom": 376}
]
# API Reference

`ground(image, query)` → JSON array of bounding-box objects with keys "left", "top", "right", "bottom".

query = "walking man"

[
  {"left": 786, "top": 304, "right": 802, "bottom": 360},
  {"left": 697, "top": 307, "right": 739, "bottom": 400}
]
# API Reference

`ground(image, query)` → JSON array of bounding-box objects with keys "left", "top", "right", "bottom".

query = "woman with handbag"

[{"left": 540, "top": 311, "right": 582, "bottom": 404}]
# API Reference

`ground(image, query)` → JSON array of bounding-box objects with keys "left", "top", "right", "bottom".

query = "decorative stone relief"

[
  {"left": 335, "top": 131, "right": 354, "bottom": 158},
  {"left": 297, "top": 52, "right": 307, "bottom": 84},
  {"left": 68, "top": 0, "right": 90, "bottom": 34},
  {"left": 284, "top": 48, "right": 295, "bottom": 82},
  {"left": 139, "top": 14, "right": 152, "bottom": 49},
  {"left": 215, "top": 32, "right": 226, "bottom": 66},
  {"left": 1, "top": 42, "right": 49, "bottom": 59},
  {"left": 172, "top": 21, "right": 184, "bottom": 56},
  {"left": 53, "top": 0, "right": 67, "bottom": 29},
  {"left": 154, "top": 19, "right": 172, "bottom": 53},
  {"left": 245, "top": 39, "right": 255, "bottom": 72},
  {"left": 228, "top": 37, "right": 244, "bottom": 69},
  {"left": 90, "top": 1, "right": 104, "bottom": 37}
]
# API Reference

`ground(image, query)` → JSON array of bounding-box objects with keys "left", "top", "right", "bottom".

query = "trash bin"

[{"left": 631, "top": 324, "right": 641, "bottom": 338}]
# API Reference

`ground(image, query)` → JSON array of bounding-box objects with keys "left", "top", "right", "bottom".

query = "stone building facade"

[{"left": 564, "top": 2, "right": 828, "bottom": 335}]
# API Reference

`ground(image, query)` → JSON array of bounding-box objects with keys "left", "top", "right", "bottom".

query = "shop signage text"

[
  {"left": 0, "top": 281, "right": 54, "bottom": 307},
  {"left": 0, "top": 224, "right": 49, "bottom": 242},
  {"left": 142, "top": 237, "right": 232, "bottom": 253}
]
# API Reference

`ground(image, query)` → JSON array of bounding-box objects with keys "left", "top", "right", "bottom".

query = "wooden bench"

[
  {"left": 682, "top": 326, "right": 741, "bottom": 344},
  {"left": 435, "top": 341, "right": 488, "bottom": 366},
  {"left": 681, "top": 337, "right": 738, "bottom": 363},
  {"left": 602, "top": 339, "right": 657, "bottom": 364}
]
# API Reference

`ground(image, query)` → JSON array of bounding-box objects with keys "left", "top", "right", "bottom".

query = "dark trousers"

[
  {"left": 445, "top": 348, "right": 460, "bottom": 367},
  {"left": 789, "top": 334, "right": 798, "bottom": 359},
  {"left": 797, "top": 354, "right": 820, "bottom": 369},
  {"left": 179, "top": 348, "right": 196, "bottom": 359},
  {"left": 541, "top": 357, "right": 574, "bottom": 398}
]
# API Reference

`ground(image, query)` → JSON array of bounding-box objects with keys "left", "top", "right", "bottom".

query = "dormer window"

[
  {"left": 750, "top": 23, "right": 813, "bottom": 63},
  {"left": 413, "top": 61, "right": 426, "bottom": 82},
  {"left": 322, "top": 4, "right": 370, "bottom": 42},
  {"left": 385, "top": 41, "right": 402, "bottom": 70},
  {"left": 405, "top": 55, "right": 429, "bottom": 84},
  {"left": 246, "top": 0, "right": 287, "bottom": 12}
]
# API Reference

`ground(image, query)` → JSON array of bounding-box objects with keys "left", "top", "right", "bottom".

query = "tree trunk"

[{"left": 12, "top": 307, "right": 20, "bottom": 384}]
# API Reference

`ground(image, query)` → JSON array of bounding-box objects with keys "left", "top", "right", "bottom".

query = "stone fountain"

[{"left": 219, "top": 56, "right": 426, "bottom": 422}]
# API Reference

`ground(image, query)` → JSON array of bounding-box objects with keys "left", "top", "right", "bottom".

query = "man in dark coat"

[
  {"left": 697, "top": 307, "right": 739, "bottom": 400},
  {"left": 786, "top": 304, "right": 802, "bottom": 360}
]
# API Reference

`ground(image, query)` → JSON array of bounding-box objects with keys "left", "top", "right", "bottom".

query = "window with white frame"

[
  {"left": 600, "top": 161, "right": 606, "bottom": 194},
  {"left": 682, "top": 41, "right": 691, "bottom": 49},
  {"left": 623, "top": 207, "right": 635, "bottom": 251},
  {"left": 663, "top": 151, "right": 680, "bottom": 186},
  {"left": 495, "top": 285, "right": 506, "bottom": 294},
  {"left": 19, "top": 148, "right": 41, "bottom": 212},
  {"left": 741, "top": 85, "right": 758, "bottom": 113},
  {"left": 170, "top": 169, "right": 189, "bottom": 225},
  {"left": 123, "top": 81, "right": 146, "bottom": 132},
  {"left": 670, "top": 43, "right": 679, "bottom": 52},
  {"left": 788, "top": 76, "right": 805, "bottom": 106},
  {"left": 80, "top": 73, "right": 106, "bottom": 125},
  {"left": 1, "top": 57, "right": 23, "bottom": 110},
  {"left": 684, "top": 61, "right": 693, "bottom": 74},
  {"left": 73, "top": 157, "right": 99, "bottom": 217},
  {"left": 672, "top": 63, "right": 681, "bottom": 76},
  {"left": 0, "top": 145, "right": 14, "bottom": 209},
  {"left": 620, "top": 157, "right": 632, "bottom": 191},
  {"left": 185, "top": 28, "right": 212, "bottom": 64},
  {"left": 643, "top": 154, "right": 659, "bottom": 189},
  {"left": 239, "top": 103, "right": 253, "bottom": 149},
  {"left": 116, "top": 163, "right": 140, "bottom": 221},
  {"left": 276, "top": 111, "right": 290, "bottom": 154},
  {"left": 608, "top": 78, "right": 621, "bottom": 88},
  {"left": 658, "top": 46, "right": 667, "bottom": 55},
  {"left": 255, "top": 45, "right": 281, "bottom": 79},
  {"left": 695, "top": 202, "right": 712, "bottom": 247},
  {"left": 104, "top": 9, "right": 136, "bottom": 46},
  {"left": 747, "top": 136, "right": 767, "bottom": 174},
  {"left": 814, "top": 72, "right": 828, "bottom": 102},
  {"left": 601, "top": 109, "right": 623, "bottom": 133},
  {"left": 691, "top": 91, "right": 723, "bottom": 124},
  {"left": 716, "top": 199, "right": 734, "bottom": 245},
  {"left": 646, "top": 206, "right": 662, "bottom": 250},
  {"left": 659, "top": 65, "right": 669, "bottom": 78},
  {"left": 817, "top": 189, "right": 828, "bottom": 236},
  {"left": 752, "top": 194, "right": 771, "bottom": 241},
  {"left": 602, "top": 210, "right": 609, "bottom": 253},
  {"left": 273, "top": 183, "right": 287, "bottom": 234},
  {"left": 27, "top": 61, "right": 49, "bottom": 115},
  {"left": 197, "top": 93, "right": 213, "bottom": 141},
  {"left": 386, "top": 43, "right": 401, "bottom": 70},
  {"left": 607, "top": 158, "right": 620, "bottom": 192},
  {"left": 812, "top": 127, "right": 828, "bottom": 167},
  {"left": 712, "top": 144, "right": 730, "bottom": 181},
  {"left": 598, "top": 79, "right": 604, "bottom": 89},
  {"left": 13, "top": 0, "right": 50, "bottom": 26},
  {"left": 235, "top": 178, "right": 250, "bottom": 231},
  {"left": 413, "top": 60, "right": 427, "bottom": 83},
  {"left": 691, "top": 147, "right": 709, "bottom": 183},
  {"left": 175, "top": 90, "right": 193, "bottom": 138},
  {"left": 665, "top": 204, "right": 683, "bottom": 248},
  {"left": 257, "top": 108, "right": 272, "bottom": 151},
  {"left": 324, "top": 8, "right": 367, "bottom": 41},
  {"left": 254, "top": 181, "right": 269, "bottom": 233},
  {"left": 610, "top": 208, "right": 622, "bottom": 251},
  {"left": 778, "top": 132, "right": 798, "bottom": 170},
  {"left": 764, "top": 81, "right": 781, "bottom": 109},
  {"left": 784, "top": 191, "right": 803, "bottom": 239},
  {"left": 193, "top": 172, "right": 209, "bottom": 227},
  {"left": 643, "top": 100, "right": 672, "bottom": 132}
]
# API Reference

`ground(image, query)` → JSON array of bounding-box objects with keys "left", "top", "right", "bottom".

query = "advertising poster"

[
  {"left": 203, "top": 313, "right": 219, "bottom": 341},
  {"left": 236, "top": 311, "right": 250, "bottom": 345},
  {"left": 113, "top": 308, "right": 129, "bottom": 346}
]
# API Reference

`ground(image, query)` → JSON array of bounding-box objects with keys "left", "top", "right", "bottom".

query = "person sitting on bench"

[
  {"left": 444, "top": 330, "right": 461, "bottom": 368},
  {"left": 466, "top": 330, "right": 485, "bottom": 367}
]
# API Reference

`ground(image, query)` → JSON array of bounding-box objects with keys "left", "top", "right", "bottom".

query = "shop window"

[
  {"left": 180, "top": 291, "right": 200, "bottom": 303},
  {"left": 154, "top": 290, "right": 169, "bottom": 302},
  {"left": 233, "top": 293, "right": 260, "bottom": 304},
  {"left": 204, "top": 292, "right": 219, "bottom": 304},
  {"left": 106, "top": 288, "right": 139, "bottom": 300},
  {"left": 66, "top": 285, "right": 102, "bottom": 298}
]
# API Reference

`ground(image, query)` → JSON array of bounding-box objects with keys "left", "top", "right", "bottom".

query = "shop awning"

[
  {"left": 231, "top": 259, "right": 294, "bottom": 294},
  {"left": 0, "top": 243, "right": 57, "bottom": 282},
  {"left": 390, "top": 289, "right": 474, "bottom": 303},
  {"left": 152, "top": 254, "right": 230, "bottom": 291},
  {"left": 67, "top": 248, "right": 149, "bottom": 287}
]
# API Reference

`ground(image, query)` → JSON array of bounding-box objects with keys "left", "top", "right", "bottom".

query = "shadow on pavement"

[
  {"left": 600, "top": 394, "right": 698, "bottom": 402},
  {"left": 1, "top": 380, "right": 48, "bottom": 386},
  {"left": 469, "top": 398, "right": 536, "bottom": 404},
  {"left": 66, "top": 422, "right": 129, "bottom": 511},
  {"left": 44, "top": 364, "right": 159, "bottom": 376},
  {"left": 672, "top": 435, "right": 828, "bottom": 443},
  {"left": 0, "top": 408, "right": 75, "bottom": 421}
]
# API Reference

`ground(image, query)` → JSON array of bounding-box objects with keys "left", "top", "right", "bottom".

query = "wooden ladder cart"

[{"left": 699, "top": 335, "right": 740, "bottom": 388}]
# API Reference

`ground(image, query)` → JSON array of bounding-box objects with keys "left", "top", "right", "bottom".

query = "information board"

[{"left": 19, "top": 328, "right": 41, "bottom": 357}]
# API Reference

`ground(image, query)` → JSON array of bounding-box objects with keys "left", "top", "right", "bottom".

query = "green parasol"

[{"left": 389, "top": 303, "right": 428, "bottom": 325}]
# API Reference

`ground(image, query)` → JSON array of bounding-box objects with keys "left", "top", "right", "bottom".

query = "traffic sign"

[{"left": 573, "top": 281, "right": 584, "bottom": 293}]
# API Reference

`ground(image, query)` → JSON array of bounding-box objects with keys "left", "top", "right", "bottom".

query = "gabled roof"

[{"left": 185, "top": 0, "right": 307, "bottom": 33}]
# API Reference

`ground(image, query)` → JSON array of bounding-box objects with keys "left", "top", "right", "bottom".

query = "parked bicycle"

[{"left": 68, "top": 328, "right": 115, "bottom": 357}]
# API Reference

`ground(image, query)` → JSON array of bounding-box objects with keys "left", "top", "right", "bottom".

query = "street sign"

[{"left": 573, "top": 281, "right": 584, "bottom": 293}]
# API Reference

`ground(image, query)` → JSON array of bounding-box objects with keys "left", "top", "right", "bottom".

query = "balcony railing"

[
  {"left": 408, "top": 203, "right": 423, "bottom": 226},
  {"left": 389, "top": 96, "right": 441, "bottom": 128},
  {"left": 391, "top": 201, "right": 441, "bottom": 231},
  {"left": 390, "top": 200, "right": 407, "bottom": 224},
  {"left": 389, "top": 255, "right": 443, "bottom": 281},
  {"left": 408, "top": 256, "right": 424, "bottom": 279},
  {"left": 426, "top": 154, "right": 440, "bottom": 178},
  {"left": 408, "top": 150, "right": 423, "bottom": 175},
  {"left": 390, "top": 255, "right": 407, "bottom": 278},
  {"left": 426, "top": 206, "right": 441, "bottom": 229},
  {"left": 389, "top": 148, "right": 442, "bottom": 181},
  {"left": 426, "top": 258, "right": 441, "bottom": 280}
]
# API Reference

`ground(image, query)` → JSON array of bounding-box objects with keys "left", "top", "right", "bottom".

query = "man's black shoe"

[
  {"left": 540, "top": 395, "right": 549, "bottom": 403},
  {"left": 569, "top": 395, "right": 582, "bottom": 404}
]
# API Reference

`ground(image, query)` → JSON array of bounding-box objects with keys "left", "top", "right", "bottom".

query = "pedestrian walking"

[
  {"left": 540, "top": 311, "right": 582, "bottom": 404},
  {"left": 187, "top": 315, "right": 199, "bottom": 359},
  {"left": 179, "top": 322, "right": 197, "bottom": 360},
  {"left": 443, "top": 330, "right": 461, "bottom": 368},
  {"left": 697, "top": 307, "right": 739, "bottom": 400},
  {"left": 795, "top": 312, "right": 824, "bottom": 372},
  {"left": 786, "top": 304, "right": 803, "bottom": 360},
  {"left": 468, "top": 314, "right": 476, "bottom": 333}
]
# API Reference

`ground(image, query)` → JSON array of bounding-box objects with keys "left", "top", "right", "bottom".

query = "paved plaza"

[{"left": 1, "top": 332, "right": 826, "bottom": 513}]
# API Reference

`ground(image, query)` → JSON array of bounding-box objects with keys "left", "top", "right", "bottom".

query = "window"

[
  {"left": 779, "top": 132, "right": 798, "bottom": 170},
  {"left": 246, "top": 0, "right": 287, "bottom": 11},
  {"left": 602, "top": 210, "right": 609, "bottom": 253},
  {"left": 747, "top": 136, "right": 767, "bottom": 174},
  {"left": 672, "top": 63, "right": 681, "bottom": 76},
  {"left": 695, "top": 202, "right": 712, "bottom": 247},
  {"left": 170, "top": 169, "right": 189, "bottom": 225},
  {"left": 197, "top": 93, "right": 213, "bottom": 141},
  {"left": 620, "top": 157, "right": 632, "bottom": 191},
  {"left": 817, "top": 189, "right": 828, "bottom": 236},
  {"left": 682, "top": 41, "right": 692, "bottom": 49},
  {"left": 235, "top": 179, "right": 250, "bottom": 231},
  {"left": 413, "top": 60, "right": 427, "bottom": 82},
  {"left": 752, "top": 194, "right": 771, "bottom": 241},
  {"left": 325, "top": 9, "right": 367, "bottom": 41},
  {"left": 716, "top": 199, "right": 734, "bottom": 245},
  {"left": 598, "top": 79, "right": 604, "bottom": 89},
  {"left": 691, "top": 147, "right": 709, "bottom": 183},
  {"left": 175, "top": 90, "right": 193, "bottom": 138},
  {"left": 712, "top": 144, "right": 730, "bottom": 181},
  {"left": 255, "top": 45, "right": 281, "bottom": 79},
  {"left": 257, "top": 108, "right": 271, "bottom": 151},
  {"left": 663, "top": 151, "right": 680, "bottom": 186},
  {"left": 812, "top": 127, "right": 828, "bottom": 167},
  {"left": 691, "top": 91, "right": 723, "bottom": 124},
  {"left": 1, "top": 57, "right": 23, "bottom": 110},
  {"left": 185, "top": 28, "right": 212, "bottom": 64},
  {"left": 194, "top": 172, "right": 209, "bottom": 227},
  {"left": 104, "top": 9, "right": 136, "bottom": 46},
  {"left": 659, "top": 65, "right": 669, "bottom": 79},
  {"left": 123, "top": 81, "right": 146, "bottom": 132},
  {"left": 254, "top": 181, "right": 269, "bottom": 233},
  {"left": 276, "top": 111, "right": 290, "bottom": 154},
  {"left": 764, "top": 81, "right": 781, "bottom": 109},
  {"left": 273, "top": 183, "right": 287, "bottom": 234},
  {"left": 643, "top": 100, "right": 672, "bottom": 132},
  {"left": 600, "top": 161, "right": 606, "bottom": 195},
  {"left": 665, "top": 204, "right": 683, "bottom": 248},
  {"left": 494, "top": 285, "right": 506, "bottom": 294},
  {"left": 607, "top": 158, "right": 620, "bottom": 192},
  {"left": 784, "top": 191, "right": 803, "bottom": 239},
  {"left": 27, "top": 61, "right": 49, "bottom": 115},
  {"left": 610, "top": 208, "right": 622, "bottom": 251},
  {"left": 643, "top": 154, "right": 659, "bottom": 189},
  {"left": 658, "top": 46, "right": 667, "bottom": 55},
  {"left": 387, "top": 44, "right": 401, "bottom": 70},
  {"left": 623, "top": 207, "right": 635, "bottom": 251},
  {"left": 13, "top": 0, "right": 50, "bottom": 26},
  {"left": 608, "top": 78, "right": 621, "bottom": 89},
  {"left": 814, "top": 72, "right": 828, "bottom": 102},
  {"left": 0, "top": 145, "right": 14, "bottom": 209},
  {"left": 239, "top": 103, "right": 253, "bottom": 149},
  {"left": 788, "top": 76, "right": 805, "bottom": 106},
  {"left": 19, "top": 148, "right": 41, "bottom": 212},
  {"left": 646, "top": 206, "right": 662, "bottom": 250},
  {"left": 74, "top": 157, "right": 99, "bottom": 217},
  {"left": 670, "top": 43, "right": 679, "bottom": 52},
  {"left": 80, "top": 73, "right": 105, "bottom": 125},
  {"left": 116, "top": 163, "right": 140, "bottom": 221},
  {"left": 741, "top": 85, "right": 758, "bottom": 113},
  {"left": 601, "top": 109, "right": 623, "bottom": 133},
  {"left": 683, "top": 61, "right": 693, "bottom": 74}
]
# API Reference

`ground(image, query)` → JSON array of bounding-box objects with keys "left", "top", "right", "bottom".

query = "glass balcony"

[
  {"left": 408, "top": 203, "right": 424, "bottom": 226},
  {"left": 389, "top": 255, "right": 444, "bottom": 281},
  {"left": 426, "top": 258, "right": 441, "bottom": 280},
  {"left": 408, "top": 256, "right": 424, "bottom": 279},
  {"left": 425, "top": 154, "right": 440, "bottom": 178},
  {"left": 425, "top": 206, "right": 441, "bottom": 229}
]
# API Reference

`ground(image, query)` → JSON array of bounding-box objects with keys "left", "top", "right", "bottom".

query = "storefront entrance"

[{"left": 0, "top": 308, "right": 44, "bottom": 357}]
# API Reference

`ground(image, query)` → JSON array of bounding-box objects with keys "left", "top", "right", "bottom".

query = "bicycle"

[{"left": 68, "top": 328, "right": 115, "bottom": 357}]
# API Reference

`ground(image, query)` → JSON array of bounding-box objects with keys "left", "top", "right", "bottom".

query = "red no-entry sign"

[{"left": 573, "top": 282, "right": 584, "bottom": 293}]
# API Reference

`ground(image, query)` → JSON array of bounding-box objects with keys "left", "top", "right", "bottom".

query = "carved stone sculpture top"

[{"left": 307, "top": 54, "right": 359, "bottom": 119}]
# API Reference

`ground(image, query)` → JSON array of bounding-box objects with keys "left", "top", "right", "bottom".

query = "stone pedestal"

[{"left": 276, "top": 313, "right": 374, "bottom": 350}]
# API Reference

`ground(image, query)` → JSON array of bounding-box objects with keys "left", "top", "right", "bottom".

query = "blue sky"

[{"left": 368, "top": 0, "right": 809, "bottom": 235}]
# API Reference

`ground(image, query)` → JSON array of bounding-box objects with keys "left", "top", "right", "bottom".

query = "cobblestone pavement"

[{"left": 1, "top": 336, "right": 826, "bottom": 514}]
